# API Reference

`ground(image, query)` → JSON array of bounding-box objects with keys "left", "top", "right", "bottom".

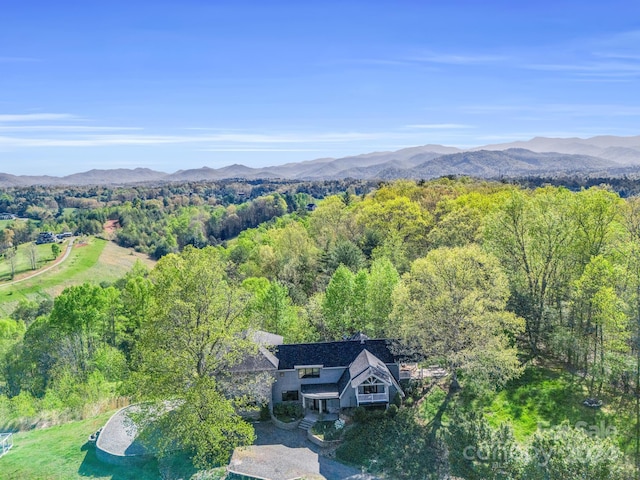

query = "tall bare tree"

[{"left": 27, "top": 243, "right": 38, "bottom": 270}]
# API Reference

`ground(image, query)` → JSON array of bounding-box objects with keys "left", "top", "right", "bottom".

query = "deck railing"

[{"left": 357, "top": 393, "right": 388, "bottom": 404}]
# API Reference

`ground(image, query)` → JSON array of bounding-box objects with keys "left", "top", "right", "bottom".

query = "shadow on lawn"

[{"left": 77, "top": 441, "right": 162, "bottom": 480}]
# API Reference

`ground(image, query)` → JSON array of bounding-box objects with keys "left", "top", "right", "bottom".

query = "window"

[
  {"left": 362, "top": 384, "right": 384, "bottom": 394},
  {"left": 282, "top": 390, "right": 299, "bottom": 402},
  {"left": 298, "top": 367, "right": 320, "bottom": 379}
]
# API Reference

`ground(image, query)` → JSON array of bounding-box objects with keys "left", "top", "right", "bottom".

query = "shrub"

[
  {"left": 312, "top": 420, "right": 343, "bottom": 441},
  {"left": 259, "top": 404, "right": 270, "bottom": 421},
  {"left": 353, "top": 406, "right": 367, "bottom": 423},
  {"left": 353, "top": 406, "right": 386, "bottom": 423},
  {"left": 392, "top": 391, "right": 402, "bottom": 407},
  {"left": 10, "top": 391, "right": 37, "bottom": 418},
  {"left": 386, "top": 404, "right": 398, "bottom": 417},
  {"left": 273, "top": 402, "right": 303, "bottom": 421},
  {"left": 92, "top": 345, "right": 128, "bottom": 381}
]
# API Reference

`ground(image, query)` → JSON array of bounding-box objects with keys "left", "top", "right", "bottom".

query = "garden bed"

[{"left": 308, "top": 420, "right": 344, "bottom": 446}]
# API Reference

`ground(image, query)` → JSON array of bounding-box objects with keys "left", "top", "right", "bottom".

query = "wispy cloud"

[
  {"left": 522, "top": 29, "right": 640, "bottom": 80},
  {"left": 0, "top": 125, "right": 142, "bottom": 132},
  {"left": 460, "top": 103, "right": 640, "bottom": 117},
  {"left": 0, "top": 127, "right": 469, "bottom": 149},
  {"left": 0, "top": 131, "right": 393, "bottom": 148},
  {"left": 0, "top": 113, "right": 76, "bottom": 122},
  {"left": 198, "top": 148, "right": 324, "bottom": 152},
  {"left": 404, "top": 123, "right": 474, "bottom": 129},
  {"left": 526, "top": 61, "right": 640, "bottom": 78},
  {"left": 407, "top": 53, "right": 508, "bottom": 66}
]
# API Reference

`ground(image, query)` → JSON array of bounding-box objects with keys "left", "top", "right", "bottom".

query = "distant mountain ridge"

[{"left": 1, "top": 135, "right": 640, "bottom": 187}]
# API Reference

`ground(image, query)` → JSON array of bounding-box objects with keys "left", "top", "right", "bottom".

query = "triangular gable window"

[{"left": 357, "top": 376, "right": 386, "bottom": 395}]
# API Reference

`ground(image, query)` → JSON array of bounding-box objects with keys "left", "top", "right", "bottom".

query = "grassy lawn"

[
  {"left": 474, "top": 366, "right": 636, "bottom": 452},
  {"left": 0, "top": 238, "right": 155, "bottom": 317},
  {"left": 0, "top": 411, "right": 160, "bottom": 480},
  {"left": 0, "top": 242, "right": 60, "bottom": 282},
  {"left": 0, "top": 412, "right": 226, "bottom": 480}
]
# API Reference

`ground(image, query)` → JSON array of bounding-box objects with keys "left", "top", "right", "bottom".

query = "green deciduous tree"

[
  {"left": 484, "top": 187, "right": 573, "bottom": 353},
  {"left": 392, "top": 245, "right": 524, "bottom": 391},
  {"left": 48, "top": 283, "right": 120, "bottom": 376},
  {"left": 568, "top": 256, "right": 629, "bottom": 396},
  {"left": 322, "top": 265, "right": 355, "bottom": 339},
  {"left": 133, "top": 246, "right": 255, "bottom": 466}
]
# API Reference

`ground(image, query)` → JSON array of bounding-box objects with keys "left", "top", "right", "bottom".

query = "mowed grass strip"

[
  {"left": 0, "top": 237, "right": 105, "bottom": 311},
  {"left": 0, "top": 238, "right": 101, "bottom": 317},
  {"left": 0, "top": 411, "right": 161, "bottom": 480},
  {"left": 0, "top": 238, "right": 155, "bottom": 317}
]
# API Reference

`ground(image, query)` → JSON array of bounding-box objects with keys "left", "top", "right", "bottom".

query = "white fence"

[{"left": 0, "top": 433, "right": 13, "bottom": 458}]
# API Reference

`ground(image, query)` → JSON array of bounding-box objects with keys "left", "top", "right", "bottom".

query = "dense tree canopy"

[
  {"left": 4, "top": 177, "right": 640, "bottom": 474},
  {"left": 392, "top": 245, "right": 524, "bottom": 390}
]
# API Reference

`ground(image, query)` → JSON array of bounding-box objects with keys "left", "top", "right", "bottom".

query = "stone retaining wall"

[
  {"left": 306, "top": 429, "right": 341, "bottom": 448},
  {"left": 270, "top": 414, "right": 301, "bottom": 430}
]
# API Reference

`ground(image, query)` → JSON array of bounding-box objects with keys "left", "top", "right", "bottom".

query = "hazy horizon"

[{"left": 2, "top": 1, "right": 640, "bottom": 176}]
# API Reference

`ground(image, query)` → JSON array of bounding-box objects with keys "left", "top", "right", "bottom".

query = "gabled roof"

[
  {"left": 349, "top": 350, "right": 393, "bottom": 387},
  {"left": 274, "top": 339, "right": 396, "bottom": 370},
  {"left": 349, "top": 349, "right": 398, "bottom": 387}
]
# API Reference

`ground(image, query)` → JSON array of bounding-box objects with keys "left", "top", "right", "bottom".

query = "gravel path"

[{"left": 229, "top": 422, "right": 375, "bottom": 480}]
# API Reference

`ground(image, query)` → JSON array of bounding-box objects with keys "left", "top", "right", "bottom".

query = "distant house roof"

[{"left": 274, "top": 339, "right": 397, "bottom": 370}]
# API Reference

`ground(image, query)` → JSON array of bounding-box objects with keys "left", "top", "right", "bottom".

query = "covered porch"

[{"left": 300, "top": 383, "right": 340, "bottom": 416}]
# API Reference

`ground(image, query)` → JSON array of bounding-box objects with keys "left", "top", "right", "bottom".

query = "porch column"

[
  {"left": 302, "top": 396, "right": 306, "bottom": 409},
  {"left": 319, "top": 399, "right": 323, "bottom": 414}
]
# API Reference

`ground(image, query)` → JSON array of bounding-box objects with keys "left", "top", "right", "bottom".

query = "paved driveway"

[{"left": 229, "top": 422, "right": 375, "bottom": 480}]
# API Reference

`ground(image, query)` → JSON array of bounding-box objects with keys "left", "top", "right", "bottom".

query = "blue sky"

[{"left": 1, "top": 0, "right": 640, "bottom": 175}]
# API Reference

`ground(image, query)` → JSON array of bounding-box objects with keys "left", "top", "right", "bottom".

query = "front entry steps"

[{"left": 298, "top": 415, "right": 317, "bottom": 431}]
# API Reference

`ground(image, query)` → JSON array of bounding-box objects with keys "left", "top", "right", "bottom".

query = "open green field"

[
  {"left": 0, "top": 238, "right": 155, "bottom": 317},
  {"left": 0, "top": 242, "right": 60, "bottom": 283},
  {"left": 0, "top": 218, "right": 33, "bottom": 230},
  {"left": 0, "top": 411, "right": 225, "bottom": 480}
]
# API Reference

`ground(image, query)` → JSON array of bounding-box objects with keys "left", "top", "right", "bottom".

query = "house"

[
  {"left": 249, "top": 332, "right": 404, "bottom": 415},
  {"left": 35, "top": 232, "right": 57, "bottom": 244}
]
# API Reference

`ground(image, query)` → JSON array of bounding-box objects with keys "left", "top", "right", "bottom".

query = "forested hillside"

[{"left": 2, "top": 177, "right": 640, "bottom": 478}]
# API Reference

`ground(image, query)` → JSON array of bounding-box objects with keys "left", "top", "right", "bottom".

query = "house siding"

[{"left": 272, "top": 370, "right": 301, "bottom": 405}]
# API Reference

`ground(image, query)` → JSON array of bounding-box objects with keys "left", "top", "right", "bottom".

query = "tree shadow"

[{"left": 77, "top": 441, "right": 161, "bottom": 480}]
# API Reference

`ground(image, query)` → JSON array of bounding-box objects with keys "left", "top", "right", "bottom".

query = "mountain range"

[{"left": 2, "top": 135, "right": 640, "bottom": 187}]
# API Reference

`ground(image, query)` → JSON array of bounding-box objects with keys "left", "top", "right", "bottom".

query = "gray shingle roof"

[{"left": 274, "top": 339, "right": 396, "bottom": 370}]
